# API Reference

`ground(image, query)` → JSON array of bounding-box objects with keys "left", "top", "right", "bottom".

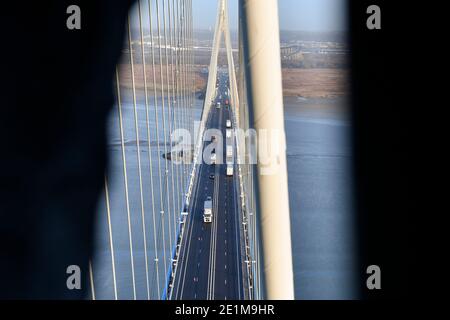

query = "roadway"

[{"left": 172, "top": 74, "right": 245, "bottom": 300}]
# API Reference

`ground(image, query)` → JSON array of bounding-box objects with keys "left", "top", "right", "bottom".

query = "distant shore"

[
  {"left": 282, "top": 68, "right": 349, "bottom": 99},
  {"left": 117, "top": 63, "right": 349, "bottom": 103}
]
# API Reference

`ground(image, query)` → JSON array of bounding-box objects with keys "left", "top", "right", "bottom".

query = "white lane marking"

[
  {"left": 177, "top": 161, "right": 205, "bottom": 299},
  {"left": 212, "top": 168, "right": 220, "bottom": 299},
  {"left": 207, "top": 166, "right": 219, "bottom": 300}
]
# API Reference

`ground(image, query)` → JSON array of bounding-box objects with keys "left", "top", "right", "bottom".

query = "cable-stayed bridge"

[{"left": 90, "top": 0, "right": 293, "bottom": 300}]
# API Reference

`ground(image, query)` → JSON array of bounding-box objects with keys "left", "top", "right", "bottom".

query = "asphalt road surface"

[{"left": 172, "top": 74, "right": 244, "bottom": 300}]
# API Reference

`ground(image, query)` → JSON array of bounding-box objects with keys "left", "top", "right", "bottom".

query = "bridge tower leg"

[
  {"left": 239, "top": 0, "right": 295, "bottom": 300},
  {"left": 196, "top": 0, "right": 239, "bottom": 157}
]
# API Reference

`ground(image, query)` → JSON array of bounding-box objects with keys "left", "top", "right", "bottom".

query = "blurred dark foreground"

[{"left": 0, "top": 1, "right": 133, "bottom": 299}]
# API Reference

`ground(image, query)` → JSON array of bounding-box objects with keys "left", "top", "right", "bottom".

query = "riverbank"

[
  {"left": 282, "top": 68, "right": 350, "bottom": 99},
  {"left": 117, "top": 64, "right": 349, "bottom": 100}
]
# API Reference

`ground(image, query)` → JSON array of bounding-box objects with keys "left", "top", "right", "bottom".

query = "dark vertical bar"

[{"left": 349, "top": 0, "right": 412, "bottom": 299}]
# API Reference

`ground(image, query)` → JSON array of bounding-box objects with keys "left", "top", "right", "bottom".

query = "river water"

[{"left": 284, "top": 96, "right": 356, "bottom": 299}]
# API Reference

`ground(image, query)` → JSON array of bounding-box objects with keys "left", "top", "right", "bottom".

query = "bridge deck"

[{"left": 172, "top": 75, "right": 245, "bottom": 300}]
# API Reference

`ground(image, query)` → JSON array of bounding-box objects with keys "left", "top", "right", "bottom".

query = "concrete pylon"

[
  {"left": 239, "top": 0, "right": 295, "bottom": 300},
  {"left": 201, "top": 0, "right": 240, "bottom": 126}
]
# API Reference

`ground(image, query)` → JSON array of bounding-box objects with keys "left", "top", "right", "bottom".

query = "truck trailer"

[
  {"left": 203, "top": 200, "right": 213, "bottom": 223},
  {"left": 226, "top": 145, "right": 233, "bottom": 158}
]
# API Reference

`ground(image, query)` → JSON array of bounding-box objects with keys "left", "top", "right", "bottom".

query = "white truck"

[
  {"left": 226, "top": 145, "right": 233, "bottom": 158},
  {"left": 226, "top": 164, "right": 234, "bottom": 177},
  {"left": 226, "top": 119, "right": 232, "bottom": 128},
  {"left": 210, "top": 153, "right": 217, "bottom": 165},
  {"left": 226, "top": 129, "right": 232, "bottom": 138},
  {"left": 204, "top": 199, "right": 213, "bottom": 223},
  {"left": 216, "top": 102, "right": 221, "bottom": 109}
]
